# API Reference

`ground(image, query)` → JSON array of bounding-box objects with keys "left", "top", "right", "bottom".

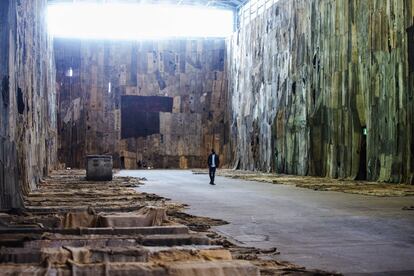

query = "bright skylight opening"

[{"left": 47, "top": 3, "right": 234, "bottom": 40}]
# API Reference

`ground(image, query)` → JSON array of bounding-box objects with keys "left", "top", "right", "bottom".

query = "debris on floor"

[
  {"left": 0, "top": 170, "right": 339, "bottom": 275},
  {"left": 167, "top": 210, "right": 228, "bottom": 232},
  {"left": 193, "top": 169, "right": 414, "bottom": 197}
]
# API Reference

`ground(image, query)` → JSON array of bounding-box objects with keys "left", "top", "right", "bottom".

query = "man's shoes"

[{"left": 210, "top": 182, "right": 216, "bottom": 185}]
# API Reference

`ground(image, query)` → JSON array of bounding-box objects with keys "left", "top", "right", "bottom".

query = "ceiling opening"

[{"left": 47, "top": 3, "right": 234, "bottom": 40}]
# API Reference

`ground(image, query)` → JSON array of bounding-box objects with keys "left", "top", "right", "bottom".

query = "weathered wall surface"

[
  {"left": 55, "top": 39, "right": 229, "bottom": 169},
  {"left": 0, "top": 0, "right": 57, "bottom": 209},
  {"left": 229, "top": 0, "right": 414, "bottom": 183}
]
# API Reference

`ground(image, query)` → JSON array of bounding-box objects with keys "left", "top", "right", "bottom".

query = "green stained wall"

[{"left": 229, "top": 0, "right": 414, "bottom": 183}]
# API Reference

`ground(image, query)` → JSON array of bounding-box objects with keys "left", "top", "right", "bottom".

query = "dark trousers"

[{"left": 209, "top": 166, "right": 216, "bottom": 183}]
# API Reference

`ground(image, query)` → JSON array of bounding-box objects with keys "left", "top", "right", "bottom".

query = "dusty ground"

[
  {"left": 193, "top": 169, "right": 414, "bottom": 197},
  {"left": 0, "top": 170, "right": 336, "bottom": 275},
  {"left": 126, "top": 169, "right": 414, "bottom": 274},
  {"left": 167, "top": 211, "right": 332, "bottom": 275},
  {"left": 165, "top": 209, "right": 335, "bottom": 275}
]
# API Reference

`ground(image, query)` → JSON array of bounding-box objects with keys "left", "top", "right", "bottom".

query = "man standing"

[{"left": 208, "top": 149, "right": 219, "bottom": 185}]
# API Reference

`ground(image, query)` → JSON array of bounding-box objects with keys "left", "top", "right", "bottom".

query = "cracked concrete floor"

[{"left": 117, "top": 170, "right": 414, "bottom": 275}]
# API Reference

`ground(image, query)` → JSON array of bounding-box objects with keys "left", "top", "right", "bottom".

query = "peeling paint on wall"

[
  {"left": 0, "top": 0, "right": 57, "bottom": 209},
  {"left": 55, "top": 39, "right": 229, "bottom": 169},
  {"left": 229, "top": 0, "right": 414, "bottom": 183}
]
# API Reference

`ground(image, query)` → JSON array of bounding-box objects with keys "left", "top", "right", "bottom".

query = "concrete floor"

[{"left": 117, "top": 170, "right": 414, "bottom": 275}]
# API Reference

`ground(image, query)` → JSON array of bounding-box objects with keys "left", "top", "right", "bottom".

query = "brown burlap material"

[
  {"left": 60, "top": 206, "right": 167, "bottom": 228},
  {"left": 97, "top": 206, "right": 167, "bottom": 227},
  {"left": 61, "top": 211, "right": 97, "bottom": 228},
  {"left": 166, "top": 260, "right": 260, "bottom": 276}
]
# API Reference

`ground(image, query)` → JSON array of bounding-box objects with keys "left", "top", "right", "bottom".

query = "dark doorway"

[
  {"left": 356, "top": 127, "right": 367, "bottom": 180},
  {"left": 120, "top": 156, "right": 125, "bottom": 170},
  {"left": 407, "top": 25, "right": 414, "bottom": 73}
]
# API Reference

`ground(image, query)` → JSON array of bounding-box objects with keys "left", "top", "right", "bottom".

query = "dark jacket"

[{"left": 208, "top": 153, "right": 220, "bottom": 168}]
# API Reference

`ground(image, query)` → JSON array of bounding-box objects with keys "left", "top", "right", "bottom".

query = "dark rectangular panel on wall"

[
  {"left": 121, "top": 96, "right": 173, "bottom": 113},
  {"left": 121, "top": 96, "right": 173, "bottom": 138},
  {"left": 121, "top": 111, "right": 160, "bottom": 138}
]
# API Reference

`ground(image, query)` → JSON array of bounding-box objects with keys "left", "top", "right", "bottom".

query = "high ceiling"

[{"left": 48, "top": 0, "right": 247, "bottom": 10}]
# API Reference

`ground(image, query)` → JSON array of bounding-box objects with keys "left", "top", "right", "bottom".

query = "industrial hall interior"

[{"left": 0, "top": 0, "right": 414, "bottom": 275}]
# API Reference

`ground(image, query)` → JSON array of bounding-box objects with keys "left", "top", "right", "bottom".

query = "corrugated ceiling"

[{"left": 48, "top": 0, "right": 247, "bottom": 10}]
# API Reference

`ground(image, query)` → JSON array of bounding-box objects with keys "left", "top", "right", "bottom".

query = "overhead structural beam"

[{"left": 47, "top": 0, "right": 249, "bottom": 9}]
